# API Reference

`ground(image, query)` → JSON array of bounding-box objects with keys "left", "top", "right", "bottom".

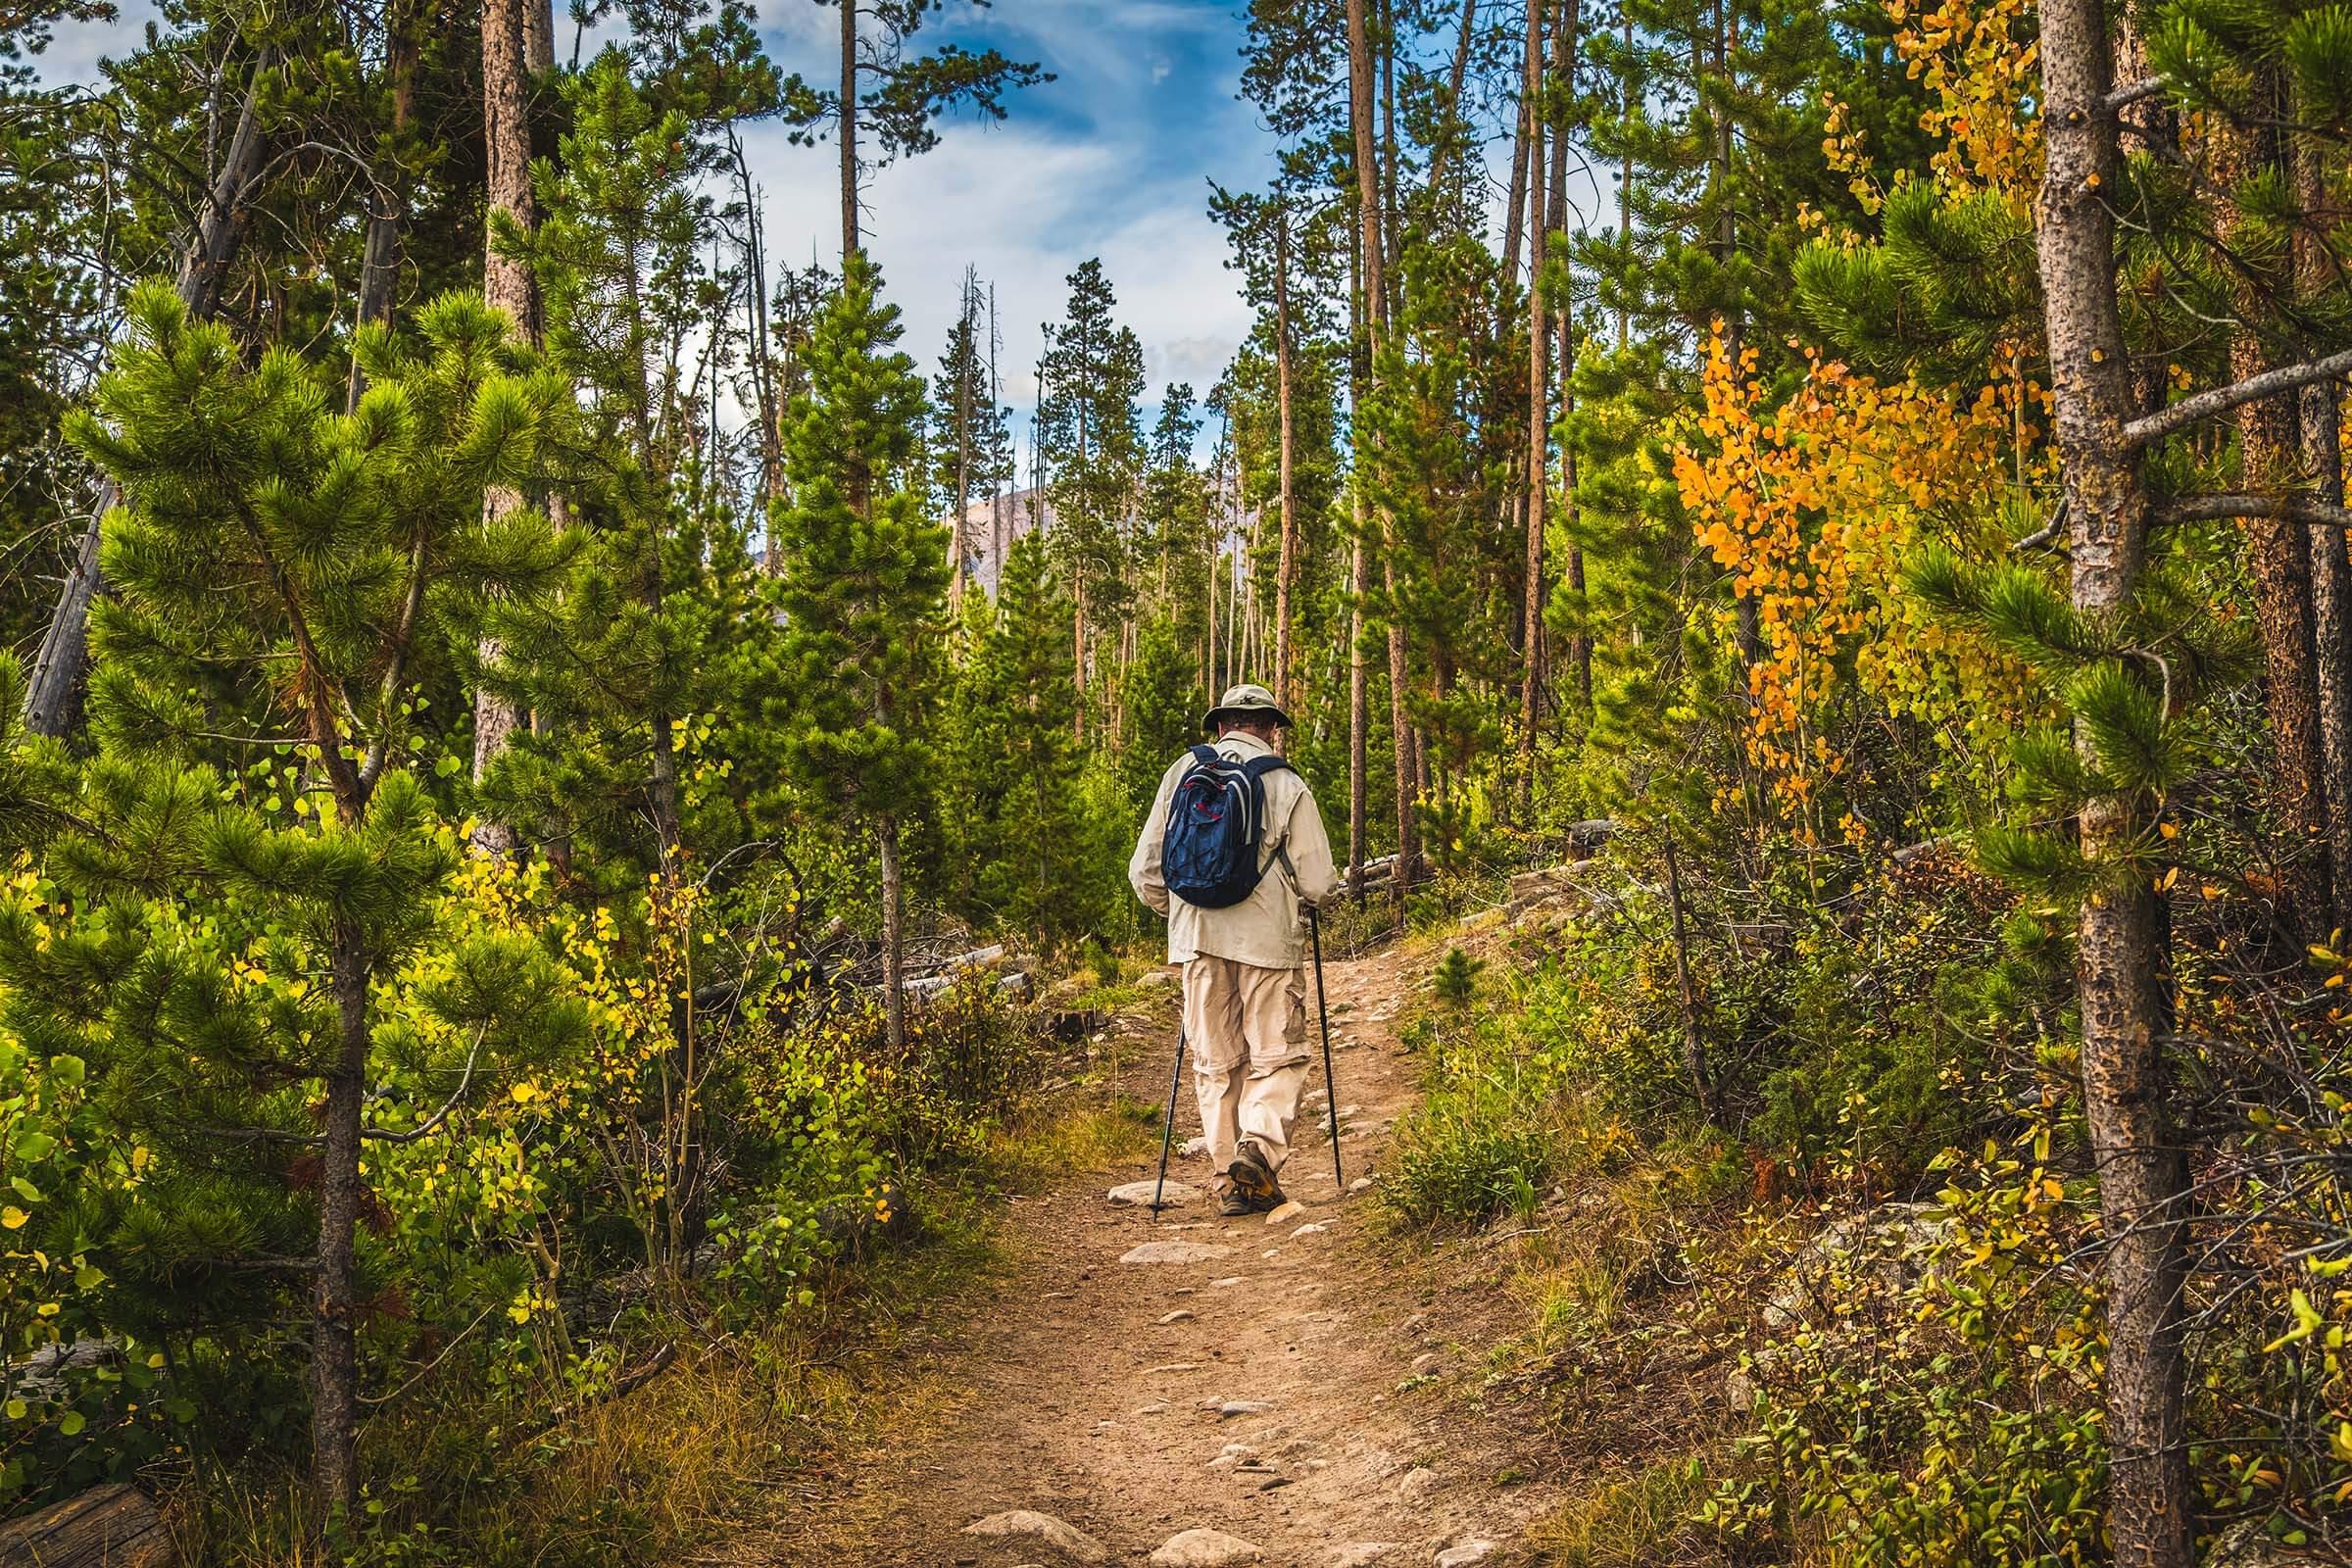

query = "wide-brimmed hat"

[{"left": 1201, "top": 682, "right": 1294, "bottom": 732}]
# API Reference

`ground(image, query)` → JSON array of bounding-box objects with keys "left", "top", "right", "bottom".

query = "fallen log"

[{"left": 0, "top": 1483, "right": 175, "bottom": 1568}]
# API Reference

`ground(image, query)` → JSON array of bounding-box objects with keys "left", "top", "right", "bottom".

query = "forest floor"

[{"left": 727, "top": 940, "right": 1588, "bottom": 1568}]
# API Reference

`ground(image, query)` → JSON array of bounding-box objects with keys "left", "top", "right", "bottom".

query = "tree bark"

[
  {"left": 2035, "top": 2, "right": 2190, "bottom": 1561},
  {"left": 1273, "top": 207, "right": 1298, "bottom": 710},
  {"left": 2216, "top": 91, "right": 2330, "bottom": 941},
  {"left": 471, "top": 0, "right": 541, "bottom": 853},
  {"left": 1348, "top": 220, "right": 1369, "bottom": 897},
  {"left": 880, "top": 812, "right": 905, "bottom": 1049},
  {"left": 1517, "top": 0, "right": 1547, "bottom": 819},
  {"left": 0, "top": 1485, "right": 174, "bottom": 1568},
  {"left": 2296, "top": 135, "right": 2352, "bottom": 936},
  {"left": 840, "top": 0, "right": 860, "bottom": 258},
  {"left": 1553, "top": 0, "right": 1591, "bottom": 713},
  {"left": 311, "top": 921, "right": 372, "bottom": 1523},
  {"left": 346, "top": 0, "right": 421, "bottom": 415},
  {"left": 23, "top": 48, "right": 274, "bottom": 740},
  {"left": 1348, "top": 0, "right": 1417, "bottom": 902}
]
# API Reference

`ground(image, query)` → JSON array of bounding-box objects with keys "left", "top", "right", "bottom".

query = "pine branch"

[
  {"left": 2105, "top": 77, "right": 2172, "bottom": 110},
  {"left": 2153, "top": 493, "right": 2352, "bottom": 530},
  {"left": 2126, "top": 347, "right": 2352, "bottom": 448}
]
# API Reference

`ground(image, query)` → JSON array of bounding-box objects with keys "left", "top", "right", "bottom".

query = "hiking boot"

[
  {"left": 1228, "top": 1140, "right": 1284, "bottom": 1211},
  {"left": 1218, "top": 1190, "right": 1255, "bottom": 1217}
]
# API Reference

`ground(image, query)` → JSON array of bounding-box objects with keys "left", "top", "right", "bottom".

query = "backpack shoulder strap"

[
  {"left": 1186, "top": 743, "right": 1223, "bottom": 771},
  {"left": 1241, "top": 755, "right": 1295, "bottom": 781}
]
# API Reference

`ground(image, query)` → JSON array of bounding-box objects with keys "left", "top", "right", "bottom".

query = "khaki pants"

[{"left": 1182, "top": 955, "right": 1310, "bottom": 1190}]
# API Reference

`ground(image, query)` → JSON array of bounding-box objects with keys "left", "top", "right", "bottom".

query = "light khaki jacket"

[{"left": 1127, "top": 732, "right": 1339, "bottom": 970}]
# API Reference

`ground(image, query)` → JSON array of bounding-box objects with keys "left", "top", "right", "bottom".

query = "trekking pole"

[
  {"left": 1151, "top": 1022, "right": 1188, "bottom": 1219},
  {"left": 1309, "top": 906, "right": 1344, "bottom": 1190}
]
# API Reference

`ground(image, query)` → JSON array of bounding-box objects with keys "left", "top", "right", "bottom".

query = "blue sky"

[
  {"left": 38, "top": 0, "right": 1283, "bottom": 439},
  {"left": 730, "top": 0, "right": 1284, "bottom": 416}
]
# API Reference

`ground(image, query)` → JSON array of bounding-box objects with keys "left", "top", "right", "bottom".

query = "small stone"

[
  {"left": 1150, "top": 1529, "right": 1263, "bottom": 1567},
  {"left": 1395, "top": 1467, "right": 1440, "bottom": 1499},
  {"left": 1292, "top": 1221, "right": 1332, "bottom": 1239},
  {"left": 1263, "top": 1200, "right": 1306, "bottom": 1224},
  {"left": 1217, "top": 1398, "right": 1273, "bottom": 1417},
  {"left": 1208, "top": 1442, "right": 1257, "bottom": 1468},
  {"left": 1121, "top": 1241, "right": 1233, "bottom": 1266},
  {"left": 963, "top": 1510, "right": 1110, "bottom": 1565},
  {"left": 1435, "top": 1543, "right": 1497, "bottom": 1568},
  {"left": 1209, "top": 1276, "right": 1245, "bottom": 1288},
  {"left": 1330, "top": 1545, "right": 1399, "bottom": 1568},
  {"left": 1111, "top": 1180, "right": 1201, "bottom": 1208},
  {"left": 1411, "top": 1351, "right": 1440, "bottom": 1373},
  {"left": 1158, "top": 1309, "right": 1197, "bottom": 1325},
  {"left": 1348, "top": 1177, "right": 1376, "bottom": 1194},
  {"left": 1135, "top": 1401, "right": 1170, "bottom": 1415}
]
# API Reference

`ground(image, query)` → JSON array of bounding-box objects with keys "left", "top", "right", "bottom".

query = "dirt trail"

[{"left": 745, "top": 946, "right": 1561, "bottom": 1568}]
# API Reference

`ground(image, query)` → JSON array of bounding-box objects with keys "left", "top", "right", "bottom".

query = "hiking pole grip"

[
  {"left": 1152, "top": 1022, "right": 1187, "bottom": 1219},
  {"left": 1310, "top": 907, "right": 1343, "bottom": 1190}
]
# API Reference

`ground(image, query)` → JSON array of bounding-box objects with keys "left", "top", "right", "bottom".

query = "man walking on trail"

[{"left": 1129, "top": 683, "right": 1338, "bottom": 1217}]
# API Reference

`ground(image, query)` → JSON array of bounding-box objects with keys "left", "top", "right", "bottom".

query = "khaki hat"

[{"left": 1202, "top": 682, "right": 1294, "bottom": 732}]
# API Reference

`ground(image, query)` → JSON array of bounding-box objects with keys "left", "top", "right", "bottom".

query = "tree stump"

[{"left": 0, "top": 1483, "right": 175, "bottom": 1568}]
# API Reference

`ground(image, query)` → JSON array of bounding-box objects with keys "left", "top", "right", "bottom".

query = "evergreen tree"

[
  {"left": 1, "top": 286, "right": 572, "bottom": 1520},
  {"left": 765, "top": 250, "right": 948, "bottom": 1050},
  {"left": 949, "top": 533, "right": 1114, "bottom": 943},
  {"left": 1036, "top": 258, "right": 1146, "bottom": 727}
]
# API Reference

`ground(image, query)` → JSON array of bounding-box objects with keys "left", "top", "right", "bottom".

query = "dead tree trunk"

[
  {"left": 2035, "top": 4, "right": 2190, "bottom": 1563},
  {"left": 840, "top": 0, "right": 860, "bottom": 257},
  {"left": 23, "top": 48, "right": 274, "bottom": 740},
  {"left": 0, "top": 1485, "right": 174, "bottom": 1568}
]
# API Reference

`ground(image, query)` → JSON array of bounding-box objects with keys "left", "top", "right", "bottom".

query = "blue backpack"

[{"left": 1162, "top": 744, "right": 1295, "bottom": 909}]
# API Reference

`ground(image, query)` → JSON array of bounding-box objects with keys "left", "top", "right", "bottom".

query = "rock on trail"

[
  {"left": 1109, "top": 1179, "right": 1200, "bottom": 1207},
  {"left": 1150, "top": 1529, "right": 1263, "bottom": 1566},
  {"left": 1120, "top": 1240, "right": 1232, "bottom": 1265},
  {"left": 962, "top": 1510, "right": 1108, "bottom": 1565}
]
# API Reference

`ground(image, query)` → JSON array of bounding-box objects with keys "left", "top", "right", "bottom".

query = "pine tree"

[
  {"left": 765, "top": 250, "right": 949, "bottom": 1051},
  {"left": 964, "top": 534, "right": 1116, "bottom": 944},
  {"left": 2, "top": 285, "right": 572, "bottom": 1521},
  {"left": 1035, "top": 260, "right": 1146, "bottom": 732}
]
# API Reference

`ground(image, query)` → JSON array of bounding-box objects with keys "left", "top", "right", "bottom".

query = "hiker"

[{"left": 1128, "top": 682, "right": 1338, "bottom": 1216}]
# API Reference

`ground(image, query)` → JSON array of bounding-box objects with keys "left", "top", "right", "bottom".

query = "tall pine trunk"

[
  {"left": 2217, "top": 89, "right": 2330, "bottom": 940},
  {"left": 2036, "top": 3, "right": 2191, "bottom": 1562},
  {"left": 840, "top": 0, "right": 860, "bottom": 257},
  {"left": 311, "top": 922, "right": 372, "bottom": 1522},
  {"left": 1273, "top": 207, "right": 1298, "bottom": 710},
  {"left": 2299, "top": 129, "right": 2352, "bottom": 933},
  {"left": 880, "top": 812, "right": 906, "bottom": 1050},
  {"left": 24, "top": 47, "right": 274, "bottom": 739},
  {"left": 1517, "top": 0, "right": 1547, "bottom": 818},
  {"left": 1348, "top": 0, "right": 1416, "bottom": 905},
  {"left": 1348, "top": 232, "right": 1370, "bottom": 900},
  {"left": 470, "top": 0, "right": 541, "bottom": 854},
  {"left": 1553, "top": 0, "right": 1591, "bottom": 712}
]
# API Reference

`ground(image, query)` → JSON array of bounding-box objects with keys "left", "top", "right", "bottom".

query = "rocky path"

[{"left": 743, "top": 945, "right": 1561, "bottom": 1568}]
